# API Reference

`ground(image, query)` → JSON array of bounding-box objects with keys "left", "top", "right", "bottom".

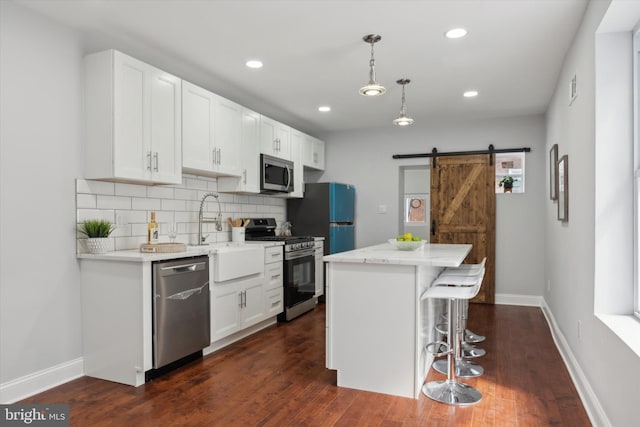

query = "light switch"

[{"left": 378, "top": 204, "right": 387, "bottom": 214}]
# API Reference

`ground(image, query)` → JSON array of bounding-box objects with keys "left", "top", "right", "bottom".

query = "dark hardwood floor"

[{"left": 20, "top": 303, "right": 591, "bottom": 426}]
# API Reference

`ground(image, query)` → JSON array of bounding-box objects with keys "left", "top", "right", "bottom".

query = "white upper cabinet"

[
  {"left": 84, "top": 50, "right": 182, "bottom": 184},
  {"left": 217, "top": 108, "right": 261, "bottom": 193},
  {"left": 182, "top": 81, "right": 242, "bottom": 177},
  {"left": 303, "top": 135, "right": 325, "bottom": 171},
  {"left": 260, "top": 115, "right": 291, "bottom": 161},
  {"left": 289, "top": 130, "right": 306, "bottom": 198}
]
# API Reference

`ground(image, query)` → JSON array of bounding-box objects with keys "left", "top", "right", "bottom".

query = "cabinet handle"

[
  {"left": 147, "top": 151, "right": 152, "bottom": 171},
  {"left": 153, "top": 152, "right": 159, "bottom": 172},
  {"left": 242, "top": 290, "right": 247, "bottom": 307},
  {"left": 243, "top": 169, "right": 247, "bottom": 184},
  {"left": 212, "top": 149, "right": 216, "bottom": 165},
  {"left": 271, "top": 274, "right": 281, "bottom": 280},
  {"left": 239, "top": 291, "right": 243, "bottom": 308},
  {"left": 218, "top": 148, "right": 221, "bottom": 165}
]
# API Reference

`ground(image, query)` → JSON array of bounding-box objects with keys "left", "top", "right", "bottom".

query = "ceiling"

[{"left": 14, "top": 0, "right": 589, "bottom": 135}]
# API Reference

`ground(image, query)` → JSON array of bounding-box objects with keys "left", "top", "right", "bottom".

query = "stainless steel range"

[{"left": 245, "top": 218, "right": 316, "bottom": 321}]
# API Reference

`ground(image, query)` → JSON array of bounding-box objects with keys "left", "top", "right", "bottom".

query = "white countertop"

[
  {"left": 77, "top": 241, "right": 283, "bottom": 262},
  {"left": 323, "top": 242, "right": 472, "bottom": 267}
]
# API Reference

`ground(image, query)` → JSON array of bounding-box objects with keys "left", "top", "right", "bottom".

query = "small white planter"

[{"left": 86, "top": 237, "right": 110, "bottom": 254}]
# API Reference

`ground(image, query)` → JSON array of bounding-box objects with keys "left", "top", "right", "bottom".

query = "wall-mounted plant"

[{"left": 79, "top": 220, "right": 115, "bottom": 253}]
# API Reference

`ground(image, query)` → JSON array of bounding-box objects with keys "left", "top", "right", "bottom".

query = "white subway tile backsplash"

[
  {"left": 76, "top": 194, "right": 97, "bottom": 209},
  {"left": 76, "top": 179, "right": 114, "bottom": 195},
  {"left": 76, "top": 178, "right": 292, "bottom": 252},
  {"left": 185, "top": 178, "right": 209, "bottom": 190},
  {"left": 115, "top": 183, "right": 147, "bottom": 197},
  {"left": 174, "top": 188, "right": 197, "bottom": 200},
  {"left": 97, "top": 195, "right": 132, "bottom": 210},
  {"left": 116, "top": 209, "right": 148, "bottom": 225},
  {"left": 147, "top": 186, "right": 175, "bottom": 199},
  {"left": 161, "top": 199, "right": 186, "bottom": 211},
  {"left": 234, "top": 195, "right": 249, "bottom": 204},
  {"left": 132, "top": 197, "right": 162, "bottom": 210},
  {"left": 77, "top": 209, "right": 115, "bottom": 223}
]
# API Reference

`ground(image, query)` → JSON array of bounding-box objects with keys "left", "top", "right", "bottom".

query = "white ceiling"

[{"left": 15, "top": 0, "right": 588, "bottom": 135}]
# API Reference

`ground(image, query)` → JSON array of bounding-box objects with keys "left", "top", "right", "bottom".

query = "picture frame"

[
  {"left": 557, "top": 155, "right": 568, "bottom": 222},
  {"left": 549, "top": 144, "right": 558, "bottom": 200}
]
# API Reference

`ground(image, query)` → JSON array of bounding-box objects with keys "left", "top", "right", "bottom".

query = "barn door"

[{"left": 430, "top": 154, "right": 495, "bottom": 303}]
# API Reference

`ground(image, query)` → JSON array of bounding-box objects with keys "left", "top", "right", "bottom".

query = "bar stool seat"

[{"left": 421, "top": 270, "right": 484, "bottom": 405}]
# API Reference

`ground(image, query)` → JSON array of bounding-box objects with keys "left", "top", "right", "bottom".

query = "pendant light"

[
  {"left": 393, "top": 79, "right": 414, "bottom": 126},
  {"left": 359, "top": 34, "right": 386, "bottom": 96}
]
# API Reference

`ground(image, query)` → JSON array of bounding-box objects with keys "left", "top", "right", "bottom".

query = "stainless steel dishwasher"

[{"left": 152, "top": 256, "right": 210, "bottom": 369}]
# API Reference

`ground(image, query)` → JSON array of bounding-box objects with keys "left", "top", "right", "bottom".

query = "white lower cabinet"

[
  {"left": 264, "top": 246, "right": 284, "bottom": 315},
  {"left": 210, "top": 245, "right": 283, "bottom": 344},
  {"left": 211, "top": 275, "right": 265, "bottom": 342}
]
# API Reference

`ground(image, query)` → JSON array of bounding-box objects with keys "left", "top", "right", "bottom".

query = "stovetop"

[{"left": 244, "top": 218, "right": 315, "bottom": 249}]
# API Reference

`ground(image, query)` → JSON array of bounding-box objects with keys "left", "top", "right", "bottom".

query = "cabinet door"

[
  {"left": 241, "top": 108, "right": 260, "bottom": 192},
  {"left": 214, "top": 96, "right": 242, "bottom": 176},
  {"left": 260, "top": 115, "right": 277, "bottom": 157},
  {"left": 315, "top": 256, "right": 324, "bottom": 297},
  {"left": 265, "top": 288, "right": 284, "bottom": 317},
  {"left": 264, "top": 261, "right": 283, "bottom": 291},
  {"left": 241, "top": 280, "right": 266, "bottom": 329},
  {"left": 211, "top": 283, "right": 242, "bottom": 342},
  {"left": 113, "top": 52, "right": 150, "bottom": 181},
  {"left": 149, "top": 69, "right": 182, "bottom": 184},
  {"left": 274, "top": 122, "right": 291, "bottom": 160},
  {"left": 289, "top": 130, "right": 305, "bottom": 198},
  {"left": 182, "top": 81, "right": 214, "bottom": 173},
  {"left": 313, "top": 138, "right": 325, "bottom": 170}
]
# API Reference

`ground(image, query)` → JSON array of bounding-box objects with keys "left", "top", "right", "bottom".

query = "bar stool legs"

[
  {"left": 432, "top": 298, "right": 484, "bottom": 378},
  {"left": 422, "top": 299, "right": 482, "bottom": 405}
]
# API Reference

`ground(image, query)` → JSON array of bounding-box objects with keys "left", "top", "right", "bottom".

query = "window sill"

[{"left": 595, "top": 313, "right": 640, "bottom": 358}]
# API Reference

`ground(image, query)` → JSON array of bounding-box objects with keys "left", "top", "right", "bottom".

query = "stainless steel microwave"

[{"left": 260, "top": 154, "right": 294, "bottom": 193}]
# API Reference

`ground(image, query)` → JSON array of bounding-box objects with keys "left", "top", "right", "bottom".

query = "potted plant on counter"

[
  {"left": 498, "top": 176, "right": 516, "bottom": 193},
  {"left": 79, "top": 219, "right": 116, "bottom": 254}
]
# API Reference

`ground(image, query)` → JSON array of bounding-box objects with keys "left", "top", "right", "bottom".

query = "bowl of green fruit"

[{"left": 388, "top": 233, "right": 425, "bottom": 251}]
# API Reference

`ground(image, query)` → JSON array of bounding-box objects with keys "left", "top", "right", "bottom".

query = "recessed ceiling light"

[
  {"left": 445, "top": 28, "right": 468, "bottom": 39},
  {"left": 318, "top": 106, "right": 331, "bottom": 112},
  {"left": 463, "top": 90, "right": 479, "bottom": 98},
  {"left": 245, "top": 60, "right": 263, "bottom": 69}
]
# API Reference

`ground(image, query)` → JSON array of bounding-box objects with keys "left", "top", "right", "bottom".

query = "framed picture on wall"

[
  {"left": 550, "top": 144, "right": 558, "bottom": 200},
  {"left": 557, "top": 155, "right": 569, "bottom": 221}
]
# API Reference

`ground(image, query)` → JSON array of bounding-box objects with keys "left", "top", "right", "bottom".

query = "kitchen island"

[{"left": 324, "top": 242, "right": 472, "bottom": 399}]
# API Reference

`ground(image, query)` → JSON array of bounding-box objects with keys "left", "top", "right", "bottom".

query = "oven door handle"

[{"left": 285, "top": 249, "right": 315, "bottom": 260}]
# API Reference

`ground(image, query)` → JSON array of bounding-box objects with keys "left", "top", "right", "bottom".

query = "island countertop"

[{"left": 323, "top": 242, "right": 472, "bottom": 267}]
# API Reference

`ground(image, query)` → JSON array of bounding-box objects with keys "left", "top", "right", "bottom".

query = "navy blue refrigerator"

[{"left": 287, "top": 182, "right": 355, "bottom": 256}]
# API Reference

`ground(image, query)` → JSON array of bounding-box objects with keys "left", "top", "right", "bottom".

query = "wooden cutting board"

[{"left": 139, "top": 242, "right": 187, "bottom": 253}]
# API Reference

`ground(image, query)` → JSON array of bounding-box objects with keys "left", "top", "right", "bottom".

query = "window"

[
  {"left": 404, "top": 195, "right": 427, "bottom": 223},
  {"left": 495, "top": 152, "right": 525, "bottom": 193}
]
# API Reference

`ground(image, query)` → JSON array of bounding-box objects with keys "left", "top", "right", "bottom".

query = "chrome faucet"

[{"left": 198, "top": 192, "right": 223, "bottom": 245}]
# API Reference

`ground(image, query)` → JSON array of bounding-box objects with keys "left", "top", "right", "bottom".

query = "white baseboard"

[
  {"left": 540, "top": 299, "right": 610, "bottom": 427},
  {"left": 0, "top": 358, "right": 84, "bottom": 404},
  {"left": 494, "top": 292, "right": 543, "bottom": 307}
]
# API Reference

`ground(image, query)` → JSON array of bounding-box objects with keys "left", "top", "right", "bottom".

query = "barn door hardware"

[{"left": 392, "top": 145, "right": 530, "bottom": 160}]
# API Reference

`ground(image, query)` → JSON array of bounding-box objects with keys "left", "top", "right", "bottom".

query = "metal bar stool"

[
  {"left": 421, "top": 269, "right": 484, "bottom": 405},
  {"left": 436, "top": 259, "right": 487, "bottom": 355}
]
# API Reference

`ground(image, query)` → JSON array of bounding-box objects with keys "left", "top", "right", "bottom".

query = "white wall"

[
  {"left": 0, "top": 0, "right": 84, "bottom": 386},
  {"left": 544, "top": 1, "right": 640, "bottom": 426},
  {"left": 317, "top": 115, "right": 546, "bottom": 299}
]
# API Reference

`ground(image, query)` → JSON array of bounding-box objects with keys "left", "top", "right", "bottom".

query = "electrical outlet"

[
  {"left": 578, "top": 320, "right": 582, "bottom": 341},
  {"left": 547, "top": 279, "right": 551, "bottom": 292},
  {"left": 378, "top": 204, "right": 387, "bottom": 214}
]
